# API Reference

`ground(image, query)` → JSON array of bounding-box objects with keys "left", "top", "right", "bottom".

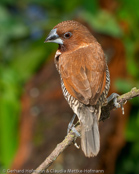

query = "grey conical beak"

[{"left": 44, "top": 28, "right": 63, "bottom": 44}]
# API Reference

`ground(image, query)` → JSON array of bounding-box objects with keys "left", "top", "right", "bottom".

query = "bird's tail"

[{"left": 79, "top": 106, "right": 101, "bottom": 157}]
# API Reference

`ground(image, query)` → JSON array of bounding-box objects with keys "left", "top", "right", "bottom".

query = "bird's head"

[{"left": 44, "top": 20, "right": 95, "bottom": 52}]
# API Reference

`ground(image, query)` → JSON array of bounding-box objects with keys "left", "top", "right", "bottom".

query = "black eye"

[
  {"left": 56, "top": 55, "right": 60, "bottom": 62},
  {"left": 64, "top": 32, "right": 72, "bottom": 39}
]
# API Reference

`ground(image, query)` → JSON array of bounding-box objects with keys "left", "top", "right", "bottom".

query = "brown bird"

[{"left": 44, "top": 20, "right": 111, "bottom": 157}]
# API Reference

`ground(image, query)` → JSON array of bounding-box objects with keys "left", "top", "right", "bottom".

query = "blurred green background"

[{"left": 0, "top": 0, "right": 139, "bottom": 173}]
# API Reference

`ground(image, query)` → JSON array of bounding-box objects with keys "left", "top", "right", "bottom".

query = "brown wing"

[{"left": 59, "top": 45, "right": 106, "bottom": 105}]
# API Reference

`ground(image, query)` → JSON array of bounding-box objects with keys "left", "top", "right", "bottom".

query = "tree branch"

[
  {"left": 32, "top": 125, "right": 81, "bottom": 174},
  {"left": 100, "top": 87, "right": 139, "bottom": 121},
  {"left": 32, "top": 87, "right": 139, "bottom": 174}
]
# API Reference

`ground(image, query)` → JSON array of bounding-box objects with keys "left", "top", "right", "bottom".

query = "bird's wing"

[{"left": 59, "top": 45, "right": 106, "bottom": 105}]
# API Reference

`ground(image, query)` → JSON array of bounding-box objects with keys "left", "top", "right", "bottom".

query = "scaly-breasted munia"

[{"left": 45, "top": 20, "right": 110, "bottom": 157}]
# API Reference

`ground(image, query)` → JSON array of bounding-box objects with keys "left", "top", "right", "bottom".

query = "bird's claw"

[
  {"left": 71, "top": 126, "right": 80, "bottom": 149},
  {"left": 113, "top": 94, "right": 120, "bottom": 108},
  {"left": 121, "top": 104, "right": 125, "bottom": 115},
  {"left": 67, "top": 116, "right": 80, "bottom": 137},
  {"left": 67, "top": 122, "right": 73, "bottom": 135},
  {"left": 107, "top": 93, "right": 126, "bottom": 115},
  {"left": 71, "top": 126, "right": 80, "bottom": 137},
  {"left": 113, "top": 95, "right": 125, "bottom": 115},
  {"left": 67, "top": 114, "right": 76, "bottom": 134},
  {"left": 74, "top": 142, "right": 80, "bottom": 149},
  {"left": 67, "top": 114, "right": 80, "bottom": 149}
]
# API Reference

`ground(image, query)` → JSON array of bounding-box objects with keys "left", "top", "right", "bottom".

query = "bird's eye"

[{"left": 64, "top": 32, "right": 72, "bottom": 39}]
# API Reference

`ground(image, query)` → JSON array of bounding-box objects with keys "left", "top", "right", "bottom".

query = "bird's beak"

[{"left": 44, "top": 28, "right": 63, "bottom": 44}]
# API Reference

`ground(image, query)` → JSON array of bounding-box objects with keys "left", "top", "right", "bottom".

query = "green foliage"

[
  {"left": 81, "top": 10, "right": 122, "bottom": 37},
  {"left": 0, "top": 67, "right": 21, "bottom": 167},
  {"left": 117, "top": 0, "right": 139, "bottom": 78},
  {"left": 126, "top": 111, "right": 139, "bottom": 142},
  {"left": 116, "top": 110, "right": 139, "bottom": 174},
  {"left": 115, "top": 0, "right": 139, "bottom": 174},
  {"left": 11, "top": 41, "right": 56, "bottom": 81},
  {"left": 115, "top": 79, "right": 139, "bottom": 94},
  {"left": 0, "top": 5, "right": 28, "bottom": 50},
  {"left": 0, "top": 0, "right": 101, "bottom": 169}
]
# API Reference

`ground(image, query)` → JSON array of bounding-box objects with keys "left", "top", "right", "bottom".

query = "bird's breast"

[{"left": 54, "top": 50, "right": 61, "bottom": 72}]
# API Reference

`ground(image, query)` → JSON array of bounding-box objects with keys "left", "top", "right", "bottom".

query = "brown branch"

[
  {"left": 32, "top": 87, "right": 139, "bottom": 174},
  {"left": 100, "top": 87, "right": 139, "bottom": 121},
  {"left": 32, "top": 125, "right": 81, "bottom": 174}
]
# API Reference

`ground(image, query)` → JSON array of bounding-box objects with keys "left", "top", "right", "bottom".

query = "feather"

[{"left": 59, "top": 44, "right": 106, "bottom": 105}]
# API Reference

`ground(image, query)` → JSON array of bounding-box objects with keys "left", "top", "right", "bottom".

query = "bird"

[{"left": 44, "top": 20, "right": 111, "bottom": 157}]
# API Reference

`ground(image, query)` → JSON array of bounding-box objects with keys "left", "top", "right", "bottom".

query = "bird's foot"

[
  {"left": 67, "top": 114, "right": 80, "bottom": 136},
  {"left": 71, "top": 126, "right": 80, "bottom": 137},
  {"left": 74, "top": 142, "right": 80, "bottom": 149},
  {"left": 67, "top": 114, "right": 80, "bottom": 149},
  {"left": 107, "top": 93, "right": 125, "bottom": 115},
  {"left": 67, "top": 114, "right": 76, "bottom": 134}
]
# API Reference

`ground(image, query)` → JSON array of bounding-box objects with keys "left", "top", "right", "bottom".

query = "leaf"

[
  {"left": 80, "top": 10, "right": 122, "bottom": 37},
  {"left": 11, "top": 42, "right": 56, "bottom": 82},
  {"left": 115, "top": 79, "right": 134, "bottom": 93},
  {"left": 0, "top": 67, "right": 21, "bottom": 167}
]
